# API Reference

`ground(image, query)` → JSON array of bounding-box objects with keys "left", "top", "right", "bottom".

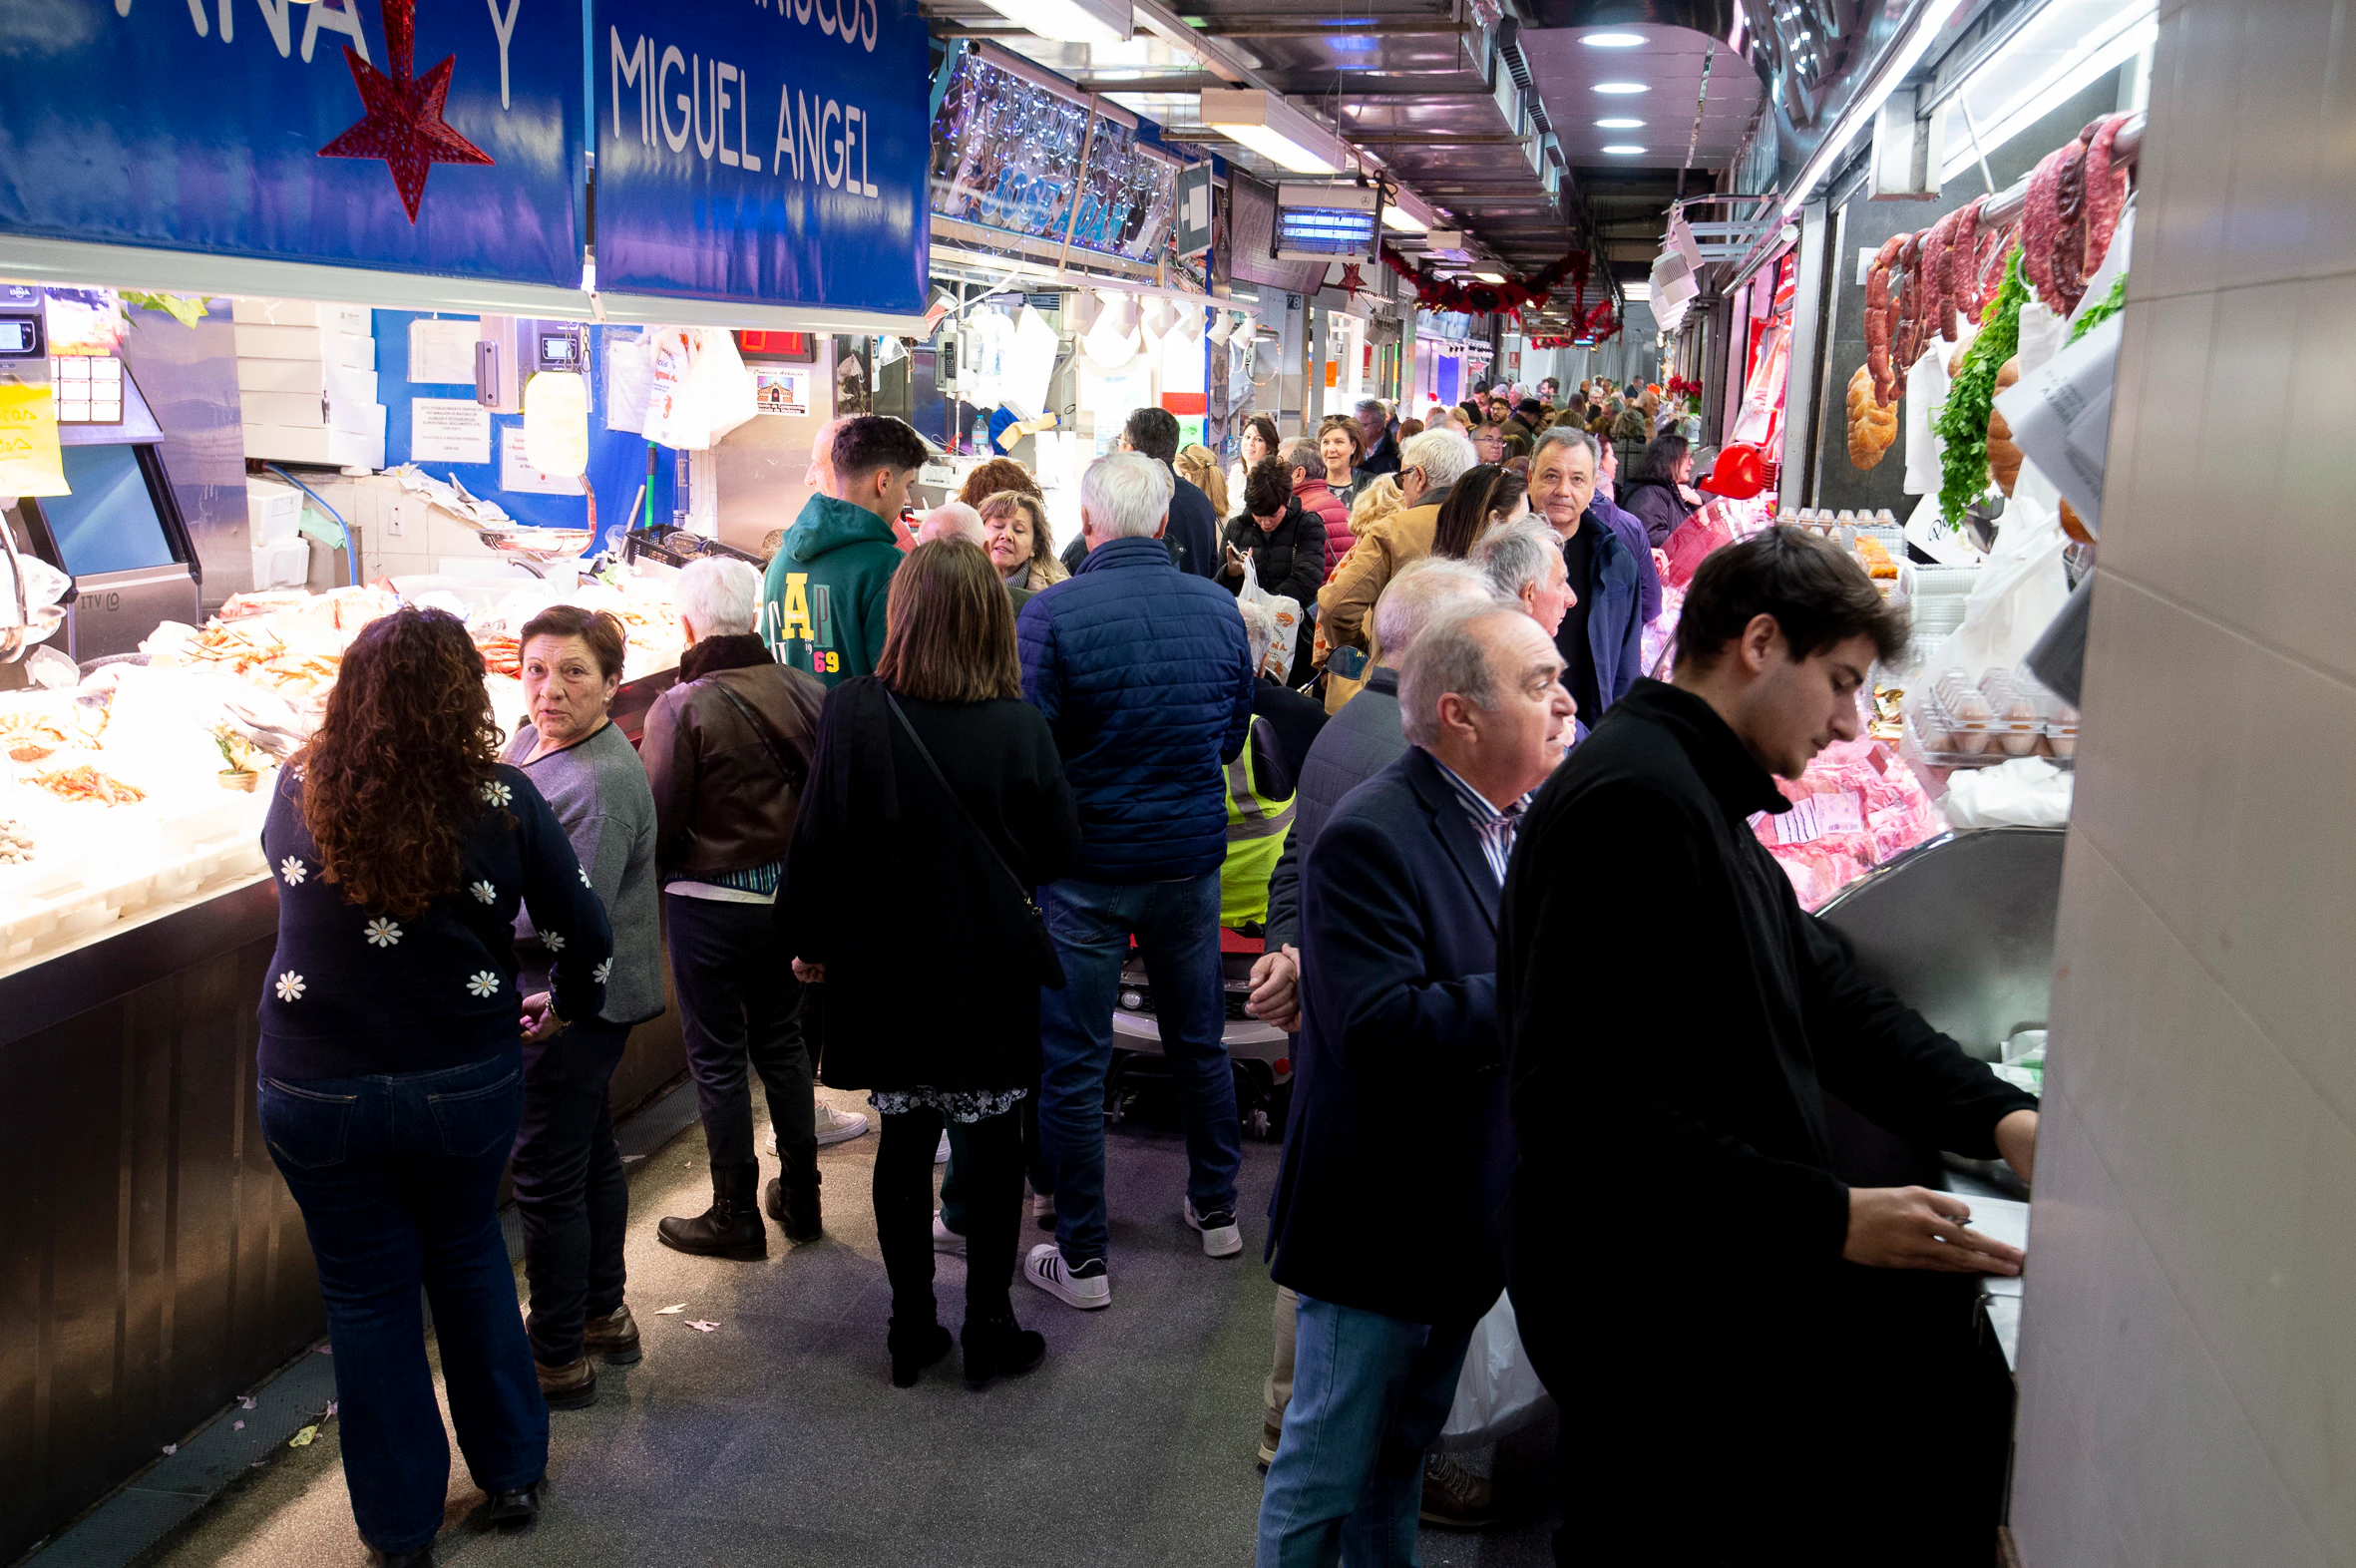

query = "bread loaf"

[
  {"left": 1846, "top": 366, "right": 1898, "bottom": 470},
  {"left": 1986, "top": 357, "right": 2024, "bottom": 494}
]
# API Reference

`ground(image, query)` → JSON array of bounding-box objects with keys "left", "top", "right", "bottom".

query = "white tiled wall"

[{"left": 2011, "top": 1, "right": 2356, "bottom": 1561}]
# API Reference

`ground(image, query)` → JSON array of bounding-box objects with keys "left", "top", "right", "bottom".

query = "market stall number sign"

[
  {"left": 0, "top": 0, "right": 585, "bottom": 288},
  {"left": 593, "top": 0, "right": 930, "bottom": 314}
]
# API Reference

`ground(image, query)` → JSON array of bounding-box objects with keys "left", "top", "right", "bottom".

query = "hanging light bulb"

[
  {"left": 523, "top": 371, "right": 589, "bottom": 479},
  {"left": 1206, "top": 312, "right": 1234, "bottom": 345}
]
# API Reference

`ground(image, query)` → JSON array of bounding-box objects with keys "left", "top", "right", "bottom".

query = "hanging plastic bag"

[
  {"left": 1437, "top": 1293, "right": 1556, "bottom": 1451},
  {"left": 604, "top": 331, "right": 655, "bottom": 434},
  {"left": 1236, "top": 557, "right": 1302, "bottom": 680},
  {"left": 641, "top": 327, "right": 758, "bottom": 450},
  {"left": 1922, "top": 462, "right": 2072, "bottom": 678}
]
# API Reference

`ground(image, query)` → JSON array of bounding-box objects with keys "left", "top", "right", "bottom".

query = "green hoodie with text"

[{"left": 759, "top": 492, "right": 902, "bottom": 687}]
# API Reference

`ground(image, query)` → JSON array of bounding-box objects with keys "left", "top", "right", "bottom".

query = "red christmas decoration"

[
  {"left": 1376, "top": 241, "right": 1591, "bottom": 322},
  {"left": 318, "top": 0, "right": 494, "bottom": 224},
  {"left": 1337, "top": 262, "right": 1370, "bottom": 299}
]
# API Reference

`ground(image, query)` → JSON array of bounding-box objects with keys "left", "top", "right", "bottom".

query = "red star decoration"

[
  {"left": 1337, "top": 263, "right": 1369, "bottom": 298},
  {"left": 317, "top": 0, "right": 493, "bottom": 224}
]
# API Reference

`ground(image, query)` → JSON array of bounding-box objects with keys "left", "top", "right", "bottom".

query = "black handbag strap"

[
  {"left": 885, "top": 690, "right": 1038, "bottom": 912},
  {"left": 710, "top": 678, "right": 807, "bottom": 794}
]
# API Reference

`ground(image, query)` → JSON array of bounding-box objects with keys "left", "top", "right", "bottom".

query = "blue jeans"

[
  {"left": 260, "top": 1048, "right": 547, "bottom": 1554},
  {"left": 513, "top": 1019, "right": 629, "bottom": 1365},
  {"left": 1036, "top": 872, "right": 1241, "bottom": 1265},
  {"left": 1256, "top": 1296, "right": 1477, "bottom": 1568}
]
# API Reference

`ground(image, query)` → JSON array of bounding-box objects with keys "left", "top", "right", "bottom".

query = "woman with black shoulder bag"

[{"left": 784, "top": 541, "right": 1081, "bottom": 1390}]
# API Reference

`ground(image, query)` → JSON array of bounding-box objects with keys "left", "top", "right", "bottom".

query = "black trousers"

[
  {"left": 512, "top": 1019, "right": 630, "bottom": 1366},
  {"left": 1516, "top": 1260, "right": 2012, "bottom": 1568},
  {"left": 665, "top": 893, "right": 813, "bottom": 1173},
  {"left": 875, "top": 1104, "right": 1025, "bottom": 1328}
]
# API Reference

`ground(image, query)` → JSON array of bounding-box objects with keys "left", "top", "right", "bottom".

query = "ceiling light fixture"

[
  {"left": 976, "top": 0, "right": 1131, "bottom": 45},
  {"left": 1473, "top": 271, "right": 1505, "bottom": 283},
  {"left": 1198, "top": 88, "right": 1346, "bottom": 175},
  {"left": 1581, "top": 32, "right": 1646, "bottom": 48},
  {"left": 1592, "top": 82, "right": 1649, "bottom": 95},
  {"left": 1601, "top": 145, "right": 1647, "bottom": 155},
  {"left": 1381, "top": 184, "right": 1439, "bottom": 233},
  {"left": 1595, "top": 118, "right": 1645, "bottom": 129}
]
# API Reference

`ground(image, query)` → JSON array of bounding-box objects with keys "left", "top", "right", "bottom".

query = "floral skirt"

[{"left": 866, "top": 1086, "right": 1027, "bottom": 1123}]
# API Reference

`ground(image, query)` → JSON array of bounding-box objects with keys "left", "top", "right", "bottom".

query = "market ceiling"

[{"left": 918, "top": 0, "right": 1767, "bottom": 312}]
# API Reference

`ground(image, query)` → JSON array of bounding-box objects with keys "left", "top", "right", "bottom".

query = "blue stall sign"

[
  {"left": 0, "top": 0, "right": 583, "bottom": 288},
  {"left": 593, "top": 0, "right": 930, "bottom": 316}
]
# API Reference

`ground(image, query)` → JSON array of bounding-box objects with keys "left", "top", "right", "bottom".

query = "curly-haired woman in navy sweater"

[{"left": 256, "top": 608, "right": 611, "bottom": 1568}]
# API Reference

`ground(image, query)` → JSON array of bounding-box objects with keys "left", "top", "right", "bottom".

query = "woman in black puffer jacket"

[
  {"left": 1220, "top": 457, "right": 1327, "bottom": 607},
  {"left": 1615, "top": 433, "right": 1702, "bottom": 549}
]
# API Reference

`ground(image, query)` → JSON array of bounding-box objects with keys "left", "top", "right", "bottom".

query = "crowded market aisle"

[{"left": 131, "top": 1085, "right": 1554, "bottom": 1568}]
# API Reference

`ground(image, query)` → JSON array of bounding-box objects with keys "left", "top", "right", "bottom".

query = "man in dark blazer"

[{"left": 1256, "top": 605, "right": 1574, "bottom": 1567}]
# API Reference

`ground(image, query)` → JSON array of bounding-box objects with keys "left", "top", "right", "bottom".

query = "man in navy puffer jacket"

[{"left": 1016, "top": 451, "right": 1258, "bottom": 1311}]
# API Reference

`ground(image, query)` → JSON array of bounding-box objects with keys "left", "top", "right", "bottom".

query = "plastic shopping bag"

[
  {"left": 1238, "top": 562, "right": 1303, "bottom": 681},
  {"left": 642, "top": 327, "right": 759, "bottom": 450},
  {"left": 1437, "top": 1293, "right": 1557, "bottom": 1451}
]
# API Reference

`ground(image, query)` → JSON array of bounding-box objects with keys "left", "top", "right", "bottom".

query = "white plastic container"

[
  {"left": 246, "top": 477, "right": 303, "bottom": 545},
  {"left": 252, "top": 537, "right": 311, "bottom": 588}
]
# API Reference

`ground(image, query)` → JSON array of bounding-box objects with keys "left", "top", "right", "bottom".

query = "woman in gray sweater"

[{"left": 504, "top": 605, "right": 663, "bottom": 1410}]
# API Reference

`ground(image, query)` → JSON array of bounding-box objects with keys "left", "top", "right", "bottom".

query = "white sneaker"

[
  {"left": 933, "top": 1211, "right": 966, "bottom": 1255},
  {"left": 1184, "top": 1198, "right": 1244, "bottom": 1259},
  {"left": 816, "top": 1104, "right": 869, "bottom": 1146},
  {"left": 935, "top": 1130, "right": 951, "bottom": 1165},
  {"left": 1024, "top": 1242, "right": 1110, "bottom": 1310}
]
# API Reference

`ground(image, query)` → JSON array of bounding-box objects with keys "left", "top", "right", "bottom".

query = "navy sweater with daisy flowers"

[{"left": 257, "top": 764, "right": 613, "bottom": 1081}]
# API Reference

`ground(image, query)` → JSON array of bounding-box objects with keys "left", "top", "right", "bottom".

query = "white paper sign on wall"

[{"left": 411, "top": 398, "right": 492, "bottom": 464}]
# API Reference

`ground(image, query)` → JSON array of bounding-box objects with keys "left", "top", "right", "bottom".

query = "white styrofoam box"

[
  {"left": 239, "top": 390, "right": 384, "bottom": 435},
  {"left": 235, "top": 357, "right": 378, "bottom": 402},
  {"left": 232, "top": 298, "right": 372, "bottom": 334},
  {"left": 233, "top": 322, "right": 375, "bottom": 370},
  {"left": 246, "top": 476, "right": 303, "bottom": 544},
  {"left": 243, "top": 422, "right": 377, "bottom": 467},
  {"left": 251, "top": 536, "right": 312, "bottom": 588}
]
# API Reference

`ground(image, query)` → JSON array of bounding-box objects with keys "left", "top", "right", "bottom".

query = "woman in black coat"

[
  {"left": 1220, "top": 456, "right": 1328, "bottom": 613},
  {"left": 1617, "top": 433, "right": 1701, "bottom": 548},
  {"left": 784, "top": 541, "right": 1081, "bottom": 1391}
]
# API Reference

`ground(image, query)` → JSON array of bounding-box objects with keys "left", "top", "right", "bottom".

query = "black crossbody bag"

[{"left": 886, "top": 692, "right": 1065, "bottom": 989}]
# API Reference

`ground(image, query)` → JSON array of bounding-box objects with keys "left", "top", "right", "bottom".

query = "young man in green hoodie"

[{"left": 761, "top": 416, "right": 927, "bottom": 686}]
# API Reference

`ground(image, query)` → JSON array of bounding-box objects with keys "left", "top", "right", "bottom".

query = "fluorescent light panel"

[
  {"left": 1602, "top": 145, "right": 1647, "bottom": 155},
  {"left": 1780, "top": 2, "right": 1951, "bottom": 213},
  {"left": 978, "top": 0, "right": 1131, "bottom": 45},
  {"left": 1595, "top": 118, "right": 1645, "bottom": 128},
  {"left": 1199, "top": 88, "right": 1346, "bottom": 175},
  {"left": 1939, "top": 1, "right": 2157, "bottom": 182},
  {"left": 1593, "top": 82, "right": 1649, "bottom": 94},
  {"left": 1582, "top": 31, "right": 1646, "bottom": 47},
  {"left": 1381, "top": 185, "right": 1439, "bottom": 233}
]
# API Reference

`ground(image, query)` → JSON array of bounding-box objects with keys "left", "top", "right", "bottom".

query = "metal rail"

[{"left": 1971, "top": 112, "right": 2145, "bottom": 228}]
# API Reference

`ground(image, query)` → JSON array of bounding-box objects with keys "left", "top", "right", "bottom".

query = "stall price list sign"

[{"left": 49, "top": 358, "right": 124, "bottom": 426}]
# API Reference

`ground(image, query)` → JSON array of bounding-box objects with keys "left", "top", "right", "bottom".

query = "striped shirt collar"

[{"left": 1428, "top": 755, "right": 1533, "bottom": 886}]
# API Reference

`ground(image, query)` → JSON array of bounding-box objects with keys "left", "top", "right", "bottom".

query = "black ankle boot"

[
  {"left": 656, "top": 1162, "right": 767, "bottom": 1259},
  {"left": 762, "top": 1169, "right": 823, "bottom": 1242},
  {"left": 887, "top": 1317, "right": 954, "bottom": 1388},
  {"left": 961, "top": 1313, "right": 1046, "bottom": 1390}
]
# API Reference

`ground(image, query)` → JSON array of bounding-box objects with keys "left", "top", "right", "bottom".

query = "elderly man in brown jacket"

[
  {"left": 1315, "top": 426, "right": 1479, "bottom": 713},
  {"left": 639, "top": 557, "right": 840, "bottom": 1260}
]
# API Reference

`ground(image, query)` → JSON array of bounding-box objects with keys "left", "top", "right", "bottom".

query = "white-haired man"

[
  {"left": 642, "top": 557, "right": 852, "bottom": 1267},
  {"left": 1258, "top": 605, "right": 1571, "bottom": 1565},
  {"left": 1015, "top": 452, "right": 1258, "bottom": 1309},
  {"left": 1317, "top": 426, "right": 1479, "bottom": 708},
  {"left": 1471, "top": 517, "right": 1576, "bottom": 639},
  {"left": 916, "top": 500, "right": 985, "bottom": 547}
]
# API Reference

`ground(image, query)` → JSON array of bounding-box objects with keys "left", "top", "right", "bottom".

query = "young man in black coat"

[
  {"left": 1499, "top": 528, "right": 2040, "bottom": 1567},
  {"left": 1120, "top": 406, "right": 1221, "bottom": 580},
  {"left": 1257, "top": 605, "right": 1573, "bottom": 1566}
]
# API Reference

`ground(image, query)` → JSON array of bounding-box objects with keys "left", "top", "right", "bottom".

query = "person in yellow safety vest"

[{"left": 1220, "top": 712, "right": 1296, "bottom": 928}]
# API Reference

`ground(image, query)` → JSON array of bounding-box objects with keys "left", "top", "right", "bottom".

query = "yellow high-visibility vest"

[{"left": 1220, "top": 715, "right": 1295, "bottom": 928}]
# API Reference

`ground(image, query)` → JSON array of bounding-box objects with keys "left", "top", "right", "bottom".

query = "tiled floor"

[{"left": 135, "top": 1083, "right": 1561, "bottom": 1567}]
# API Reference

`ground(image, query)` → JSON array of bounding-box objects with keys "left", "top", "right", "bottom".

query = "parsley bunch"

[
  {"left": 1932, "top": 249, "right": 2030, "bottom": 528},
  {"left": 2066, "top": 273, "right": 2128, "bottom": 345}
]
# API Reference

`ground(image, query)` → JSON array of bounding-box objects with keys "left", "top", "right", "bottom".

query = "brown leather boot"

[
  {"left": 536, "top": 1356, "right": 596, "bottom": 1410},
  {"left": 582, "top": 1304, "right": 641, "bottom": 1366}
]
